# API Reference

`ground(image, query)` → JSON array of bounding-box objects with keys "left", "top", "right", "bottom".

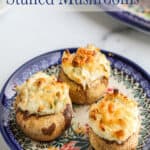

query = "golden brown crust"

[
  {"left": 89, "top": 128, "right": 139, "bottom": 150},
  {"left": 89, "top": 90, "right": 140, "bottom": 143},
  {"left": 14, "top": 73, "right": 71, "bottom": 116},
  {"left": 61, "top": 46, "right": 110, "bottom": 87},
  {"left": 71, "top": 48, "right": 96, "bottom": 67},
  {"left": 16, "top": 104, "right": 72, "bottom": 141},
  {"left": 58, "top": 69, "right": 108, "bottom": 104}
]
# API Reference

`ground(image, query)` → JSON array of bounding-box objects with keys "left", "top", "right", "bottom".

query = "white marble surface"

[{"left": 0, "top": 7, "right": 150, "bottom": 150}]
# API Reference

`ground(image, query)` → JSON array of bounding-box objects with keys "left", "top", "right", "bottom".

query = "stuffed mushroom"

[
  {"left": 59, "top": 45, "right": 110, "bottom": 104},
  {"left": 14, "top": 72, "right": 72, "bottom": 141},
  {"left": 89, "top": 89, "right": 140, "bottom": 150}
]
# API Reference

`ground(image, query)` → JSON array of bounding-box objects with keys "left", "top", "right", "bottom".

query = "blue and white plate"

[
  {"left": 0, "top": 48, "right": 150, "bottom": 150},
  {"left": 102, "top": 2, "right": 150, "bottom": 34}
]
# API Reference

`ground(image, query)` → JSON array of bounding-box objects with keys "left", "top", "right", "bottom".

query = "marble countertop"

[{"left": 0, "top": 7, "right": 150, "bottom": 150}]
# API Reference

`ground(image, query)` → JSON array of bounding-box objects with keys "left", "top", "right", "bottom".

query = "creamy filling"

[
  {"left": 15, "top": 72, "right": 71, "bottom": 115},
  {"left": 89, "top": 95, "right": 140, "bottom": 144},
  {"left": 62, "top": 47, "right": 110, "bottom": 89}
]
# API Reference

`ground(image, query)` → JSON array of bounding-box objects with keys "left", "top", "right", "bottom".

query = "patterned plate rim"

[{"left": 0, "top": 48, "right": 150, "bottom": 150}]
